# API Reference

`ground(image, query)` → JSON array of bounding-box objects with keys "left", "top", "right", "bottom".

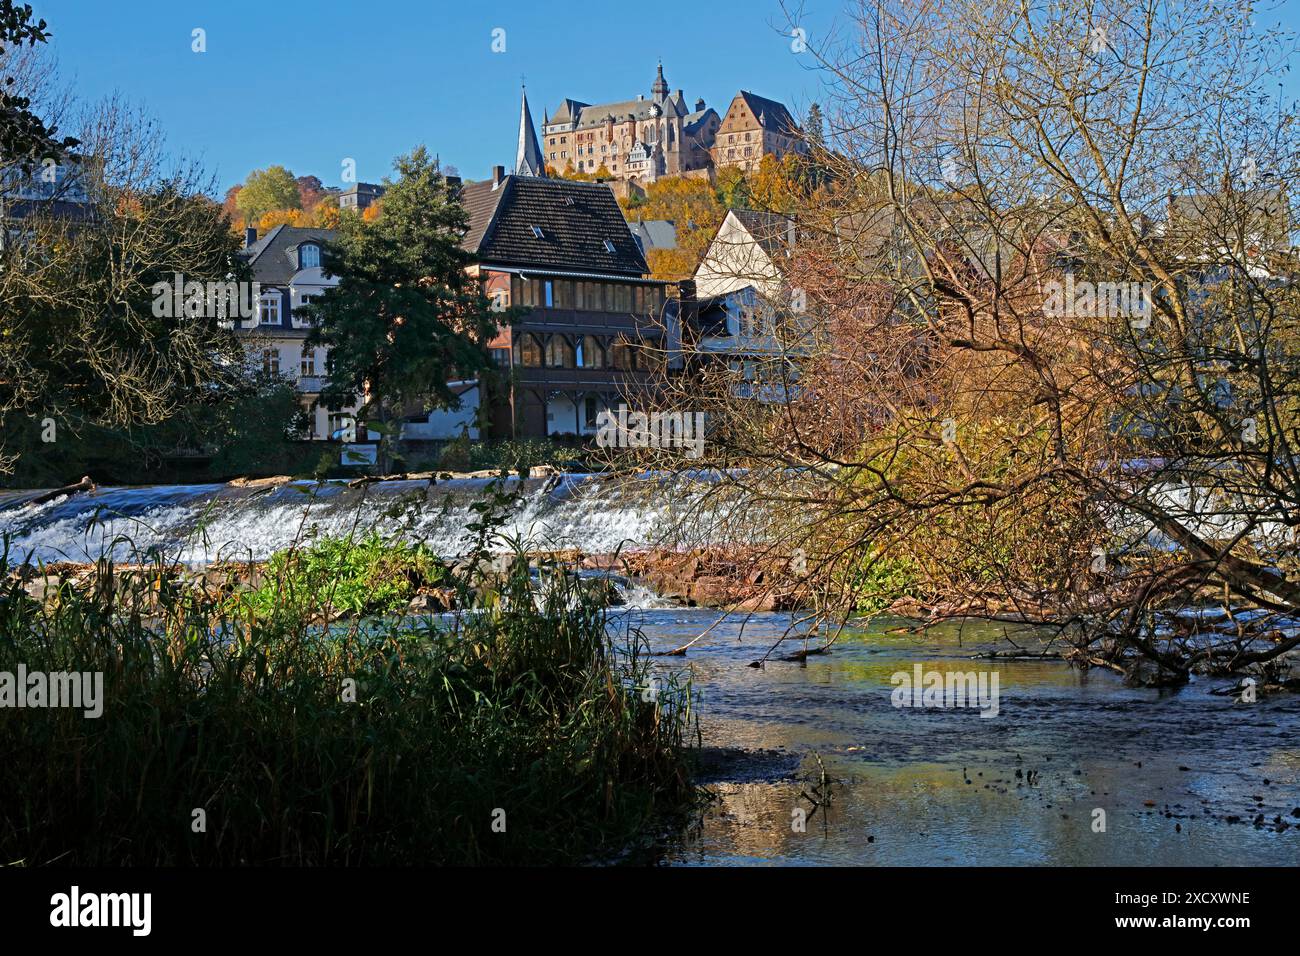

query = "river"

[{"left": 3, "top": 478, "right": 1298, "bottom": 865}]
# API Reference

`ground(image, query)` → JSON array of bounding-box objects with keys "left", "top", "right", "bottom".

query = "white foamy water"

[{"left": 0, "top": 475, "right": 716, "bottom": 566}]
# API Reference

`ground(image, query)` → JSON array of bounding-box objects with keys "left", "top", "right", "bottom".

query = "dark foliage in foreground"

[{"left": 0, "top": 496, "right": 692, "bottom": 864}]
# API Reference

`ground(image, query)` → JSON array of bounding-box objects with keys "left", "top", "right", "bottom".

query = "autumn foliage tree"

[
  {"left": 640, "top": 0, "right": 1300, "bottom": 684},
  {"left": 234, "top": 164, "right": 300, "bottom": 224}
]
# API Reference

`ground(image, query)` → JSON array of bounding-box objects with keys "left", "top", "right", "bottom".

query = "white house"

[{"left": 238, "top": 224, "right": 360, "bottom": 439}]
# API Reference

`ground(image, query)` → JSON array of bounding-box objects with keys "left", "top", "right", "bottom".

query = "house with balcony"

[
  {"left": 237, "top": 224, "right": 359, "bottom": 439},
  {"left": 459, "top": 118, "right": 672, "bottom": 438}
]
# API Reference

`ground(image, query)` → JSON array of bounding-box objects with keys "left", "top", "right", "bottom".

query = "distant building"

[
  {"left": 711, "top": 91, "right": 806, "bottom": 173},
  {"left": 338, "top": 182, "right": 385, "bottom": 214},
  {"left": 1159, "top": 189, "right": 1292, "bottom": 277},
  {"left": 238, "top": 224, "right": 359, "bottom": 440},
  {"left": 542, "top": 63, "right": 719, "bottom": 185},
  {"left": 0, "top": 155, "right": 95, "bottom": 247},
  {"left": 514, "top": 86, "right": 546, "bottom": 177}
]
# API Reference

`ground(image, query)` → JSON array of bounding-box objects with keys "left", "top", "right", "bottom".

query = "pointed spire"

[
  {"left": 651, "top": 60, "right": 668, "bottom": 102},
  {"left": 514, "top": 86, "right": 546, "bottom": 178}
]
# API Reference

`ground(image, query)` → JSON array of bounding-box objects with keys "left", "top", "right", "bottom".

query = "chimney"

[
  {"left": 492, "top": 164, "right": 506, "bottom": 188},
  {"left": 244, "top": 226, "right": 257, "bottom": 248},
  {"left": 446, "top": 175, "right": 462, "bottom": 190},
  {"left": 677, "top": 279, "right": 698, "bottom": 330},
  {"left": 694, "top": 98, "right": 705, "bottom": 112}
]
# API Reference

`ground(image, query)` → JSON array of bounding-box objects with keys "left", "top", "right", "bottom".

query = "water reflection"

[{"left": 610, "top": 608, "right": 1300, "bottom": 866}]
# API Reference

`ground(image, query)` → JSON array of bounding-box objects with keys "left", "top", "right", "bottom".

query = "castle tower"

[{"left": 651, "top": 61, "right": 669, "bottom": 102}]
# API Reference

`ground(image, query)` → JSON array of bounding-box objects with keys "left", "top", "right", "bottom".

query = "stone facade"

[
  {"left": 711, "top": 91, "right": 806, "bottom": 173},
  {"left": 542, "top": 64, "right": 719, "bottom": 185}
]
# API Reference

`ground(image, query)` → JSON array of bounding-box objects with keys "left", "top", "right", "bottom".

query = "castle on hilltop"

[{"left": 537, "top": 63, "right": 806, "bottom": 186}]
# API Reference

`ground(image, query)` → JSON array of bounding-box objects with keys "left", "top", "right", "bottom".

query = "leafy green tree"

[
  {"left": 0, "top": 0, "right": 76, "bottom": 166},
  {"left": 234, "top": 165, "right": 300, "bottom": 224},
  {"left": 304, "top": 146, "right": 503, "bottom": 472},
  {"left": 715, "top": 165, "right": 751, "bottom": 210}
]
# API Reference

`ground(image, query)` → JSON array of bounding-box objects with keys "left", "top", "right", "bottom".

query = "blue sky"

[
  {"left": 33, "top": 1, "right": 1300, "bottom": 196},
  {"left": 37, "top": 0, "right": 834, "bottom": 193}
]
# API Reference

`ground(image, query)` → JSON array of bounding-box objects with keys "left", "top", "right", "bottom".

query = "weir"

[{"left": 0, "top": 474, "right": 720, "bottom": 566}]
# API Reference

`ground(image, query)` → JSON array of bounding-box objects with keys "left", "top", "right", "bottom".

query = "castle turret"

[{"left": 651, "top": 61, "right": 669, "bottom": 102}]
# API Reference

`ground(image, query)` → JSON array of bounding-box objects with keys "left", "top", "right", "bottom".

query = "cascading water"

[{"left": 0, "top": 474, "right": 698, "bottom": 566}]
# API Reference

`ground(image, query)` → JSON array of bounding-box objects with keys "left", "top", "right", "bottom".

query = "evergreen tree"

[
  {"left": 805, "top": 103, "right": 825, "bottom": 153},
  {"left": 304, "top": 146, "right": 501, "bottom": 471}
]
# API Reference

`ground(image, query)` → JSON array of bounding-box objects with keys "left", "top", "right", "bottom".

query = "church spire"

[
  {"left": 651, "top": 60, "right": 668, "bottom": 101},
  {"left": 514, "top": 86, "right": 546, "bottom": 178}
]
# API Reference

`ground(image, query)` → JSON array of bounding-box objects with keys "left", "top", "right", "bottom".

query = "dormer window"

[
  {"left": 530, "top": 225, "right": 545, "bottom": 239},
  {"left": 300, "top": 244, "right": 320, "bottom": 269},
  {"left": 603, "top": 239, "right": 616, "bottom": 253}
]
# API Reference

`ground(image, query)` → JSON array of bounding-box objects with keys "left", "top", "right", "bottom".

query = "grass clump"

[
  {"left": 0, "top": 487, "right": 693, "bottom": 865},
  {"left": 234, "top": 531, "right": 447, "bottom": 619}
]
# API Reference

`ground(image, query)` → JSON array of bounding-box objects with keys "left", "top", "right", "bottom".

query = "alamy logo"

[
  {"left": 1042, "top": 274, "right": 1152, "bottom": 322},
  {"left": 50, "top": 886, "right": 151, "bottom": 936},
  {"left": 891, "top": 664, "right": 1000, "bottom": 718},
  {"left": 0, "top": 666, "right": 104, "bottom": 718},
  {"left": 151, "top": 273, "right": 260, "bottom": 319},
  {"left": 595, "top": 405, "right": 705, "bottom": 458}
]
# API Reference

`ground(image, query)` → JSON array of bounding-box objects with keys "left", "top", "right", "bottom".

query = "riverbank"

[{"left": 0, "top": 536, "right": 693, "bottom": 865}]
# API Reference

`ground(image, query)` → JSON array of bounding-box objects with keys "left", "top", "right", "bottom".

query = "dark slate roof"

[
  {"left": 549, "top": 98, "right": 590, "bottom": 125},
  {"left": 549, "top": 92, "right": 690, "bottom": 130},
  {"left": 630, "top": 219, "right": 677, "bottom": 251},
  {"left": 736, "top": 91, "right": 800, "bottom": 136},
  {"left": 340, "top": 182, "right": 385, "bottom": 198},
  {"left": 240, "top": 225, "right": 337, "bottom": 285},
  {"left": 459, "top": 175, "right": 649, "bottom": 276},
  {"left": 731, "top": 209, "right": 796, "bottom": 257}
]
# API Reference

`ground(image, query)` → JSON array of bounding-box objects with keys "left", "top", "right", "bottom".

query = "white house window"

[
  {"left": 300, "top": 244, "right": 320, "bottom": 269},
  {"left": 300, "top": 348, "right": 316, "bottom": 376},
  {"left": 262, "top": 348, "right": 281, "bottom": 376},
  {"left": 294, "top": 293, "right": 317, "bottom": 327},
  {"left": 258, "top": 292, "right": 281, "bottom": 326}
]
